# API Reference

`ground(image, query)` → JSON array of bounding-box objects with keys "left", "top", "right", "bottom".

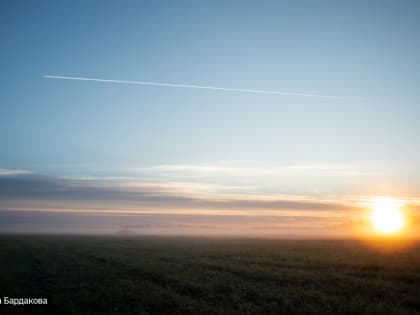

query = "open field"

[{"left": 1, "top": 236, "right": 420, "bottom": 315}]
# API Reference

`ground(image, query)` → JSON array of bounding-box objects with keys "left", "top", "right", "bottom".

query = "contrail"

[{"left": 43, "top": 74, "right": 342, "bottom": 99}]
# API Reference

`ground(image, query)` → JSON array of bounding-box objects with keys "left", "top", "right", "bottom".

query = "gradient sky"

[{"left": 1, "top": 0, "right": 419, "bottom": 236}]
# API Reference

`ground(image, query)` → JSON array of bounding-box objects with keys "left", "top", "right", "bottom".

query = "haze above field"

[{"left": 1, "top": 1, "right": 419, "bottom": 237}]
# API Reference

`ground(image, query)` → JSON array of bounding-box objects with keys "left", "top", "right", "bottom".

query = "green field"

[{"left": 0, "top": 236, "right": 419, "bottom": 315}]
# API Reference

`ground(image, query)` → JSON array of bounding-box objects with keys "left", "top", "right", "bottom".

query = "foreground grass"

[{"left": 0, "top": 236, "right": 419, "bottom": 315}]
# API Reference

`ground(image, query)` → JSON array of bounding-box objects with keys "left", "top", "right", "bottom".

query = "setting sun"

[{"left": 370, "top": 197, "right": 405, "bottom": 234}]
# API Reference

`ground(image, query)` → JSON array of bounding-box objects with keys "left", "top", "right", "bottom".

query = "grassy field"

[{"left": 0, "top": 236, "right": 419, "bottom": 315}]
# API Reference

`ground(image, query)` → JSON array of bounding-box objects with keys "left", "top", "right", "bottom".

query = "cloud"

[
  {"left": 0, "top": 172, "right": 355, "bottom": 214},
  {"left": 0, "top": 168, "right": 32, "bottom": 176},
  {"left": 44, "top": 74, "right": 342, "bottom": 99},
  {"left": 136, "top": 163, "right": 377, "bottom": 177}
]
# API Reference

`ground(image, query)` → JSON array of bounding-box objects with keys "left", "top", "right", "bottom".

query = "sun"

[{"left": 370, "top": 197, "right": 405, "bottom": 234}]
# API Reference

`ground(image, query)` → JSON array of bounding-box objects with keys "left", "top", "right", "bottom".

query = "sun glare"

[{"left": 370, "top": 197, "right": 405, "bottom": 234}]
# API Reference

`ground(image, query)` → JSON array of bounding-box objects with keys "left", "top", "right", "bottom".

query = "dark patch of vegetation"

[{"left": 1, "top": 236, "right": 419, "bottom": 314}]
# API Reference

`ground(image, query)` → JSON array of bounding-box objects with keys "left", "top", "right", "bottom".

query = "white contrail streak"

[{"left": 43, "top": 74, "right": 342, "bottom": 99}]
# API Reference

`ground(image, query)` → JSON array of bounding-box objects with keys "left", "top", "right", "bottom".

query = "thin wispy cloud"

[
  {"left": 137, "top": 163, "right": 376, "bottom": 177},
  {"left": 0, "top": 168, "right": 32, "bottom": 176},
  {"left": 43, "top": 75, "right": 342, "bottom": 99}
]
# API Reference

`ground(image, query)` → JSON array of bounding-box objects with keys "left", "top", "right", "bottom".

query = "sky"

[{"left": 1, "top": 0, "right": 420, "bottom": 236}]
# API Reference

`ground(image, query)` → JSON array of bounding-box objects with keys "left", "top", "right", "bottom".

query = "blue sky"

[{"left": 1, "top": 1, "right": 419, "bottom": 235}]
